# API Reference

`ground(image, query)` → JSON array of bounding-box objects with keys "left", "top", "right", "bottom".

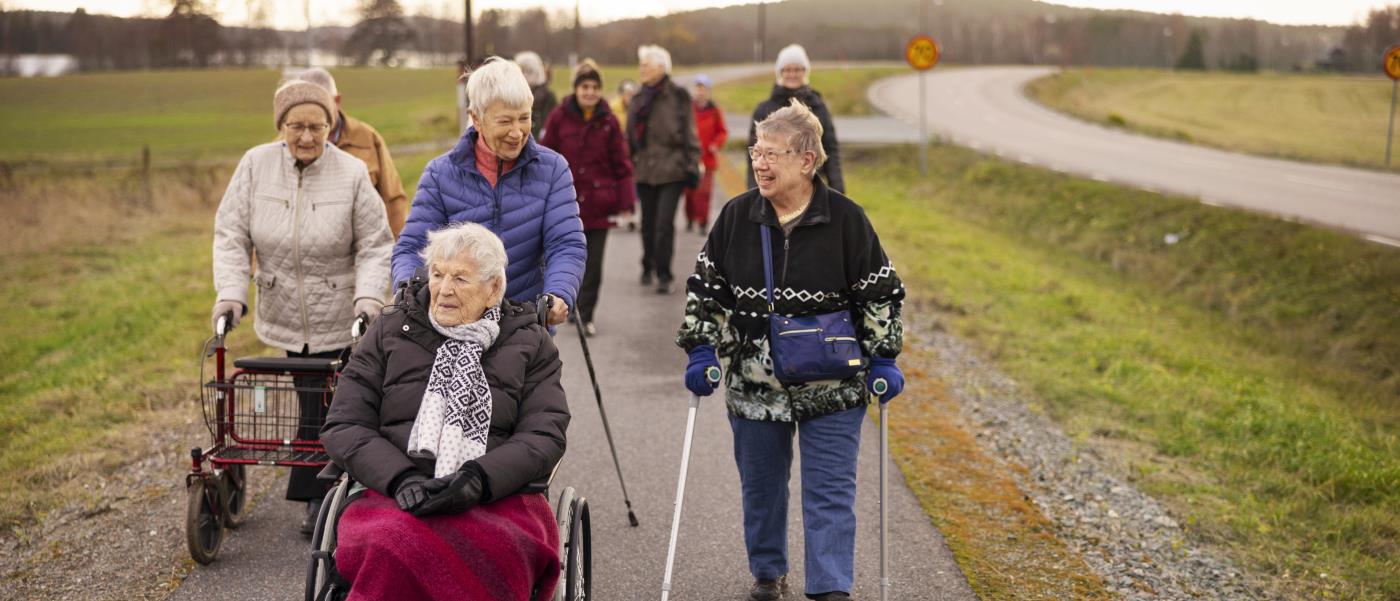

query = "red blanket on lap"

[{"left": 336, "top": 490, "right": 560, "bottom": 601}]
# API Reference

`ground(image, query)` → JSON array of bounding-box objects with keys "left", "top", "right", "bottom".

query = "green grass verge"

[
  {"left": 847, "top": 145, "right": 1399, "bottom": 599},
  {"left": 712, "top": 66, "right": 908, "bottom": 121},
  {"left": 1026, "top": 68, "right": 1400, "bottom": 171}
]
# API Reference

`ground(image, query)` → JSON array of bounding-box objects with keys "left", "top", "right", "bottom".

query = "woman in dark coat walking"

[
  {"left": 628, "top": 44, "right": 701, "bottom": 295},
  {"left": 322, "top": 222, "right": 569, "bottom": 600},
  {"left": 678, "top": 100, "right": 904, "bottom": 601},
  {"left": 541, "top": 59, "right": 638, "bottom": 336},
  {"left": 745, "top": 44, "right": 844, "bottom": 194}
]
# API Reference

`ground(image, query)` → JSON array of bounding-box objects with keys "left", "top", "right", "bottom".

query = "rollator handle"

[
  {"left": 215, "top": 311, "right": 234, "bottom": 338},
  {"left": 351, "top": 313, "right": 369, "bottom": 341}
]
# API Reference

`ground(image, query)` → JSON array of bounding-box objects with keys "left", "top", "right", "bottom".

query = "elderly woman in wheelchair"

[{"left": 317, "top": 221, "right": 572, "bottom": 601}]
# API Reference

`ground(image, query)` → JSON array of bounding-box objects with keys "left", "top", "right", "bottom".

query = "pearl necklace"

[{"left": 777, "top": 203, "right": 809, "bottom": 224}]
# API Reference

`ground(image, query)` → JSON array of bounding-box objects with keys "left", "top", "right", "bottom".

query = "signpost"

[
  {"left": 905, "top": 35, "right": 940, "bottom": 175},
  {"left": 1384, "top": 44, "right": 1400, "bottom": 166}
]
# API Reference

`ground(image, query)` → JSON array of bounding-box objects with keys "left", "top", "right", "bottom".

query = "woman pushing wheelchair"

[{"left": 320, "top": 222, "right": 570, "bottom": 600}]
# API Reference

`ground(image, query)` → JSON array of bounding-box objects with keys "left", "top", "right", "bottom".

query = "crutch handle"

[{"left": 872, "top": 377, "right": 889, "bottom": 399}]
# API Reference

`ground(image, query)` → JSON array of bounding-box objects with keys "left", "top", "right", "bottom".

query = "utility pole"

[
  {"left": 303, "top": 0, "right": 313, "bottom": 67},
  {"left": 463, "top": 0, "right": 474, "bottom": 65},
  {"left": 755, "top": 2, "right": 766, "bottom": 62},
  {"left": 573, "top": 0, "right": 581, "bottom": 68}
]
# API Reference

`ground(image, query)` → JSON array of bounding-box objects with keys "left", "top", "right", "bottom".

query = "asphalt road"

[
  {"left": 868, "top": 66, "right": 1400, "bottom": 245},
  {"left": 169, "top": 172, "right": 974, "bottom": 600}
]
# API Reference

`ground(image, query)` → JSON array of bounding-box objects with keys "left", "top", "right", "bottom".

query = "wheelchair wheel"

[
  {"left": 553, "top": 488, "right": 575, "bottom": 601},
  {"left": 186, "top": 477, "right": 225, "bottom": 564},
  {"left": 219, "top": 465, "right": 249, "bottom": 529},
  {"left": 564, "top": 495, "right": 592, "bottom": 601}
]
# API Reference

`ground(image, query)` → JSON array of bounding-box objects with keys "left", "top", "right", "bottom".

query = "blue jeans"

[{"left": 729, "top": 404, "right": 866, "bottom": 596}]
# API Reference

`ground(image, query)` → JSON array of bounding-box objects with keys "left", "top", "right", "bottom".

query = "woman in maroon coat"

[{"left": 541, "top": 59, "right": 638, "bottom": 336}]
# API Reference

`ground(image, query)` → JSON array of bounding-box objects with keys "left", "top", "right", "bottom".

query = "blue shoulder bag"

[{"left": 761, "top": 225, "right": 866, "bottom": 384}]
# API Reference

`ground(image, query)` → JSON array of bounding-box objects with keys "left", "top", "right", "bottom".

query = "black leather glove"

[
  {"left": 411, "top": 464, "right": 486, "bottom": 517},
  {"left": 393, "top": 473, "right": 442, "bottom": 512}
]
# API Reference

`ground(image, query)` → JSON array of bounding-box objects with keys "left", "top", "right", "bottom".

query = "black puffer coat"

[{"left": 322, "top": 282, "right": 569, "bottom": 500}]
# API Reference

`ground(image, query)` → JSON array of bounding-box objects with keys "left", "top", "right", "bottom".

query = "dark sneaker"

[
  {"left": 640, "top": 271, "right": 653, "bottom": 286},
  {"left": 300, "top": 499, "right": 322, "bottom": 537},
  {"left": 808, "top": 592, "right": 850, "bottom": 600},
  {"left": 749, "top": 575, "right": 786, "bottom": 601},
  {"left": 655, "top": 278, "right": 673, "bottom": 295}
]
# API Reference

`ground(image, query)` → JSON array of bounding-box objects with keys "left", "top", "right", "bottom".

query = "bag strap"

[{"left": 760, "top": 225, "right": 775, "bottom": 313}]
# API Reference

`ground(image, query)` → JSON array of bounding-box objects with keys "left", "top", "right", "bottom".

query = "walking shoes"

[{"left": 748, "top": 575, "right": 787, "bottom": 600}]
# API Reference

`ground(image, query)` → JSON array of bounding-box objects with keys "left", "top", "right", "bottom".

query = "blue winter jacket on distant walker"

[{"left": 392, "top": 128, "right": 587, "bottom": 310}]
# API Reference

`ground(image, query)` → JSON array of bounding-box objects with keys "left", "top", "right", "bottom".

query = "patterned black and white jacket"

[{"left": 676, "top": 177, "right": 905, "bottom": 422}]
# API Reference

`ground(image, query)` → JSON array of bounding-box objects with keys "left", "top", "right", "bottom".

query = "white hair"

[
  {"left": 637, "top": 44, "right": 672, "bottom": 74},
  {"left": 513, "top": 51, "right": 547, "bottom": 87},
  {"left": 296, "top": 67, "right": 337, "bottom": 97},
  {"left": 756, "top": 98, "right": 827, "bottom": 177},
  {"left": 467, "top": 57, "right": 535, "bottom": 114},
  {"left": 420, "top": 222, "right": 508, "bottom": 304}
]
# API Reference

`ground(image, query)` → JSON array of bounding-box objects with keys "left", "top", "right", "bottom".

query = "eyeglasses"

[
  {"left": 285, "top": 122, "right": 329, "bottom": 136},
  {"left": 748, "top": 146, "right": 797, "bottom": 164}
]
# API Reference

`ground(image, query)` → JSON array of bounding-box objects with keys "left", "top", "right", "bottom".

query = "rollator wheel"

[
  {"left": 564, "top": 496, "right": 592, "bottom": 601},
  {"left": 186, "top": 477, "right": 225, "bottom": 564},
  {"left": 219, "top": 465, "right": 249, "bottom": 529}
]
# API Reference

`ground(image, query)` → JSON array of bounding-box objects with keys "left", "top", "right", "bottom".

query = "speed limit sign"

[
  {"left": 1385, "top": 44, "right": 1400, "bottom": 81},
  {"left": 906, "top": 35, "right": 940, "bottom": 71}
]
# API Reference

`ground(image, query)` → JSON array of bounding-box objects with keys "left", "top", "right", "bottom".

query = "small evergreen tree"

[{"left": 1175, "top": 28, "right": 1206, "bottom": 70}]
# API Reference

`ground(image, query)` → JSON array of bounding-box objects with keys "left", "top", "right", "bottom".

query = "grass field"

[
  {"left": 1026, "top": 68, "right": 1400, "bottom": 171},
  {"left": 848, "top": 145, "right": 1399, "bottom": 600},
  {"left": 712, "top": 65, "right": 909, "bottom": 121}
]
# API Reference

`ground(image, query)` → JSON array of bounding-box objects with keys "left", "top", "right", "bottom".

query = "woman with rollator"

[
  {"left": 676, "top": 99, "right": 906, "bottom": 601},
  {"left": 211, "top": 79, "right": 393, "bottom": 535},
  {"left": 322, "top": 222, "right": 569, "bottom": 600}
]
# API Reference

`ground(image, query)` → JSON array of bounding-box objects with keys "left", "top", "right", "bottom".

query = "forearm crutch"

[
  {"left": 873, "top": 377, "right": 892, "bottom": 601},
  {"left": 660, "top": 366, "right": 721, "bottom": 601}
]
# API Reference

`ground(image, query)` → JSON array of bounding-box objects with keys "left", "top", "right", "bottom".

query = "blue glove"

[
  {"left": 867, "top": 357, "right": 904, "bottom": 403},
  {"left": 685, "top": 345, "right": 722, "bottom": 396}
]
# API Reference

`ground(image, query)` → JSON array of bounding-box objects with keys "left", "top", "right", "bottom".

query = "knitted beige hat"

[{"left": 273, "top": 80, "right": 336, "bottom": 131}]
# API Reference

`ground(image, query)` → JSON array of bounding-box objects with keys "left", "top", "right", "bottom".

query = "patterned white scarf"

[{"left": 407, "top": 305, "right": 502, "bottom": 478}]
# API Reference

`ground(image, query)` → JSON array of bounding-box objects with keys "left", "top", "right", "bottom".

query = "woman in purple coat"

[{"left": 541, "top": 59, "right": 638, "bottom": 336}]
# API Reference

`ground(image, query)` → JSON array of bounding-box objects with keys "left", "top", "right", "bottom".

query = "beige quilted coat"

[{"left": 213, "top": 142, "right": 393, "bottom": 353}]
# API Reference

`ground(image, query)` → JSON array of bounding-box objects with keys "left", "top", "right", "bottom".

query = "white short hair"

[
  {"left": 756, "top": 98, "right": 827, "bottom": 177},
  {"left": 513, "top": 51, "right": 547, "bottom": 87},
  {"left": 637, "top": 45, "right": 672, "bottom": 74},
  {"left": 467, "top": 57, "right": 534, "bottom": 114},
  {"left": 296, "top": 67, "right": 337, "bottom": 97},
  {"left": 420, "top": 222, "right": 508, "bottom": 304}
]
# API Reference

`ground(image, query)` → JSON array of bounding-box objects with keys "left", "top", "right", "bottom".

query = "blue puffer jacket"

[{"left": 392, "top": 128, "right": 587, "bottom": 310}]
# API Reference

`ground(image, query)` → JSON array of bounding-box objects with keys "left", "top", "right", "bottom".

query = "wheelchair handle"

[{"left": 534, "top": 294, "right": 552, "bottom": 326}]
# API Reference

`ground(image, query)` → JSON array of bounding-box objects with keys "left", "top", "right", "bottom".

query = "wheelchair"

[{"left": 305, "top": 466, "right": 592, "bottom": 601}]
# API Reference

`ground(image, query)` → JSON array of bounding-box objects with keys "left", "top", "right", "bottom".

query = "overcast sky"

[{"left": 8, "top": 0, "right": 1395, "bottom": 28}]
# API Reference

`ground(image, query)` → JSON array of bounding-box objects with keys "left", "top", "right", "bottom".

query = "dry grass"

[{"left": 891, "top": 332, "right": 1111, "bottom": 600}]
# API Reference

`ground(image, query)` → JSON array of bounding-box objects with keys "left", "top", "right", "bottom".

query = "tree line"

[{"left": 1, "top": 0, "right": 1395, "bottom": 75}]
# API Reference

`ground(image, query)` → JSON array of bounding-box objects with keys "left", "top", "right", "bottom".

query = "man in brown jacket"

[{"left": 298, "top": 68, "right": 409, "bottom": 238}]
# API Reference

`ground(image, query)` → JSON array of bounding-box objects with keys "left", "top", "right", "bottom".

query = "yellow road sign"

[
  {"left": 1385, "top": 45, "right": 1400, "bottom": 81},
  {"left": 906, "top": 35, "right": 940, "bottom": 71}
]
